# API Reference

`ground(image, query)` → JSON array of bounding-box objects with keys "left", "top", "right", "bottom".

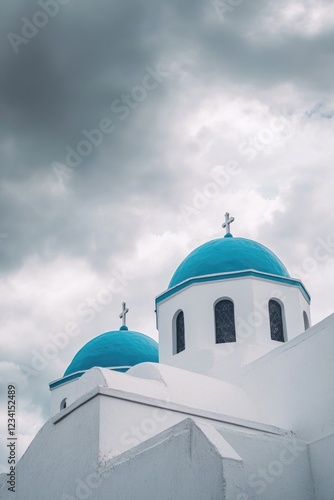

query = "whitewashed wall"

[{"left": 157, "top": 276, "right": 310, "bottom": 377}]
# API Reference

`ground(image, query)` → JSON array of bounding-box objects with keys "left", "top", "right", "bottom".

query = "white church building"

[{"left": 1, "top": 214, "right": 334, "bottom": 499}]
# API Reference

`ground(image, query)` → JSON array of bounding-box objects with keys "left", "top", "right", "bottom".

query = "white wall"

[
  {"left": 49, "top": 378, "right": 78, "bottom": 417},
  {"left": 97, "top": 418, "right": 246, "bottom": 500},
  {"left": 157, "top": 276, "right": 310, "bottom": 378},
  {"left": 309, "top": 433, "right": 334, "bottom": 500},
  {"left": 236, "top": 313, "right": 334, "bottom": 443},
  {"left": 235, "top": 312, "right": 334, "bottom": 499},
  {"left": 2, "top": 359, "right": 323, "bottom": 500},
  {"left": 219, "top": 425, "right": 314, "bottom": 499},
  {"left": 49, "top": 367, "right": 109, "bottom": 417},
  {"left": 0, "top": 397, "right": 100, "bottom": 500}
]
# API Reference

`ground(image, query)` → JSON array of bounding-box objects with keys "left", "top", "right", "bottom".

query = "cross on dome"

[
  {"left": 119, "top": 302, "right": 129, "bottom": 327},
  {"left": 222, "top": 212, "right": 235, "bottom": 235}
]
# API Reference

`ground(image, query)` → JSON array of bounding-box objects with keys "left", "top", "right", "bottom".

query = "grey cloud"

[{"left": 1, "top": 0, "right": 334, "bottom": 471}]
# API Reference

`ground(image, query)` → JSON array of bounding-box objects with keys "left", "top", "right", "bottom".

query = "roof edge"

[
  {"left": 49, "top": 366, "right": 131, "bottom": 390},
  {"left": 156, "top": 269, "right": 311, "bottom": 305}
]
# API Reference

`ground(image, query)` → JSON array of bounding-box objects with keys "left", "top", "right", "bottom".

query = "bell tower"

[{"left": 156, "top": 215, "right": 311, "bottom": 380}]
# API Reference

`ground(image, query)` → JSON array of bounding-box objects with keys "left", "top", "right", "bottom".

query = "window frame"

[
  {"left": 60, "top": 398, "right": 67, "bottom": 411},
  {"left": 214, "top": 298, "right": 236, "bottom": 344},
  {"left": 173, "top": 309, "right": 185, "bottom": 354},
  {"left": 268, "top": 298, "right": 286, "bottom": 342},
  {"left": 303, "top": 311, "right": 310, "bottom": 330}
]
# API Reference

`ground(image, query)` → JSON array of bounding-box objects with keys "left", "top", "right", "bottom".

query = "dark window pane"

[
  {"left": 176, "top": 311, "right": 185, "bottom": 353},
  {"left": 215, "top": 300, "right": 236, "bottom": 343},
  {"left": 303, "top": 311, "right": 310, "bottom": 330},
  {"left": 269, "top": 300, "right": 285, "bottom": 342}
]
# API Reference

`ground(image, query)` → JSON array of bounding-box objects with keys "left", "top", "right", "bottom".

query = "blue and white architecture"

[
  {"left": 1, "top": 214, "right": 333, "bottom": 500},
  {"left": 157, "top": 226, "right": 311, "bottom": 378},
  {"left": 49, "top": 316, "right": 159, "bottom": 416}
]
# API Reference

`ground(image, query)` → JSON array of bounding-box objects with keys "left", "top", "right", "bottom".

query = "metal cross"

[
  {"left": 119, "top": 302, "right": 129, "bottom": 327},
  {"left": 222, "top": 212, "right": 235, "bottom": 234}
]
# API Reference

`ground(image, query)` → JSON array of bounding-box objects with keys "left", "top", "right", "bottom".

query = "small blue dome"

[
  {"left": 63, "top": 327, "right": 159, "bottom": 377},
  {"left": 169, "top": 236, "right": 289, "bottom": 288}
]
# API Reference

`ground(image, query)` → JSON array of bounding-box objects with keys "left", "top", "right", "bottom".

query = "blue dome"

[
  {"left": 63, "top": 326, "right": 159, "bottom": 377},
  {"left": 169, "top": 236, "right": 289, "bottom": 288}
]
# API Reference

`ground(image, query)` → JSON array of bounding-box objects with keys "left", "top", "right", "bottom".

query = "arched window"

[
  {"left": 60, "top": 398, "right": 67, "bottom": 411},
  {"left": 303, "top": 311, "right": 310, "bottom": 330},
  {"left": 215, "top": 299, "right": 236, "bottom": 343},
  {"left": 269, "top": 299, "right": 285, "bottom": 342},
  {"left": 175, "top": 311, "right": 185, "bottom": 354}
]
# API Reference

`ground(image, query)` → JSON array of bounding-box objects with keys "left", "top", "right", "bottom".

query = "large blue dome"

[
  {"left": 63, "top": 326, "right": 159, "bottom": 377},
  {"left": 169, "top": 236, "right": 289, "bottom": 288}
]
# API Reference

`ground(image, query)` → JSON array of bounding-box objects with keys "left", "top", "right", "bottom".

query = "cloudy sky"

[{"left": 1, "top": 0, "right": 334, "bottom": 471}]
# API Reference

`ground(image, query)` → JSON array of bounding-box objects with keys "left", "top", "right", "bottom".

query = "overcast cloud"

[{"left": 1, "top": 0, "right": 334, "bottom": 471}]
